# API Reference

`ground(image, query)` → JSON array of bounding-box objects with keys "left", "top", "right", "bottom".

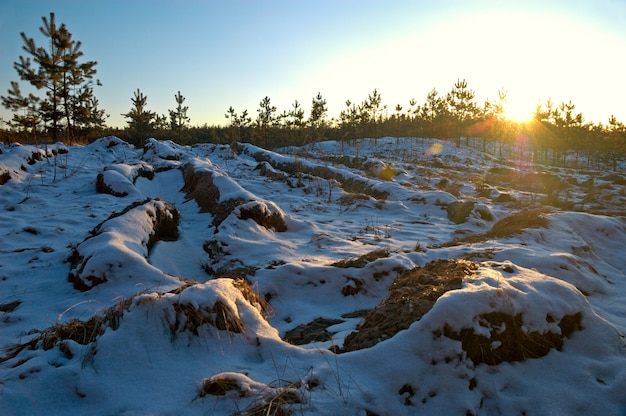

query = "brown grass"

[
  {"left": 340, "top": 259, "right": 477, "bottom": 352},
  {"left": 171, "top": 301, "right": 245, "bottom": 336},
  {"left": 330, "top": 248, "right": 390, "bottom": 269},
  {"left": 232, "top": 278, "right": 272, "bottom": 320},
  {"left": 240, "top": 388, "right": 302, "bottom": 416},
  {"left": 197, "top": 372, "right": 306, "bottom": 416},
  {"left": 485, "top": 208, "right": 550, "bottom": 238},
  {"left": 1, "top": 298, "right": 131, "bottom": 365},
  {"left": 441, "top": 311, "right": 582, "bottom": 365},
  {"left": 438, "top": 208, "right": 550, "bottom": 247},
  {"left": 198, "top": 374, "right": 246, "bottom": 397},
  {"left": 238, "top": 202, "right": 287, "bottom": 232}
]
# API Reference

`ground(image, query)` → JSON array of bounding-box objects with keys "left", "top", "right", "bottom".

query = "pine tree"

[
  {"left": 2, "top": 12, "right": 100, "bottom": 142},
  {"left": 122, "top": 88, "right": 155, "bottom": 144},
  {"left": 339, "top": 99, "right": 360, "bottom": 140},
  {"left": 255, "top": 96, "right": 277, "bottom": 147},
  {"left": 1, "top": 81, "right": 41, "bottom": 140},
  {"left": 71, "top": 84, "right": 107, "bottom": 134},
  {"left": 169, "top": 91, "right": 190, "bottom": 142},
  {"left": 288, "top": 100, "right": 304, "bottom": 128},
  {"left": 447, "top": 79, "right": 480, "bottom": 144},
  {"left": 225, "top": 106, "right": 251, "bottom": 144},
  {"left": 307, "top": 92, "right": 328, "bottom": 144}
]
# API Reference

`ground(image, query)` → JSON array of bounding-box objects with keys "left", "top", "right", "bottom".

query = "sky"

[{"left": 1, "top": 0, "right": 625, "bottom": 129}]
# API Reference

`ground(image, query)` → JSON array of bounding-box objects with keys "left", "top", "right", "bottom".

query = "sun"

[{"left": 503, "top": 102, "right": 534, "bottom": 123}]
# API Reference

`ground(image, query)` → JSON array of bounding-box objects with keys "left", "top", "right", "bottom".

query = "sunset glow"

[{"left": 0, "top": 1, "right": 625, "bottom": 127}]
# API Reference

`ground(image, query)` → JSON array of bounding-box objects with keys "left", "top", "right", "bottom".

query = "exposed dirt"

[
  {"left": 339, "top": 259, "right": 477, "bottom": 353},
  {"left": 67, "top": 199, "right": 180, "bottom": 291},
  {"left": 447, "top": 201, "right": 476, "bottom": 224},
  {"left": 181, "top": 163, "right": 287, "bottom": 232},
  {"left": 95, "top": 172, "right": 128, "bottom": 197},
  {"left": 181, "top": 163, "right": 232, "bottom": 224},
  {"left": 330, "top": 248, "right": 390, "bottom": 269},
  {"left": 438, "top": 208, "right": 550, "bottom": 247},
  {"left": 243, "top": 146, "right": 390, "bottom": 200},
  {"left": 284, "top": 317, "right": 344, "bottom": 345},
  {"left": 237, "top": 202, "right": 287, "bottom": 232},
  {"left": 0, "top": 169, "right": 10, "bottom": 185},
  {"left": 440, "top": 311, "right": 583, "bottom": 365}
]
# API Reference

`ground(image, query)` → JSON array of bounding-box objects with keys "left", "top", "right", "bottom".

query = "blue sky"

[{"left": 1, "top": 0, "right": 625, "bottom": 128}]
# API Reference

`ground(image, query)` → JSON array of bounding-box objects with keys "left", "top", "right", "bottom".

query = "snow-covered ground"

[{"left": 0, "top": 136, "right": 624, "bottom": 415}]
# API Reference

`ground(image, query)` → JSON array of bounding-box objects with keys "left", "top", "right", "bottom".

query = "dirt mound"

[
  {"left": 340, "top": 260, "right": 477, "bottom": 352},
  {"left": 67, "top": 199, "right": 180, "bottom": 291},
  {"left": 242, "top": 144, "right": 390, "bottom": 200},
  {"left": 181, "top": 163, "right": 224, "bottom": 214},
  {"left": 182, "top": 162, "right": 287, "bottom": 231},
  {"left": 236, "top": 201, "right": 288, "bottom": 232},
  {"left": 440, "top": 311, "right": 582, "bottom": 365},
  {"left": 439, "top": 208, "right": 550, "bottom": 247},
  {"left": 1, "top": 297, "right": 131, "bottom": 364},
  {"left": 447, "top": 201, "right": 475, "bottom": 224},
  {"left": 96, "top": 170, "right": 132, "bottom": 197}
]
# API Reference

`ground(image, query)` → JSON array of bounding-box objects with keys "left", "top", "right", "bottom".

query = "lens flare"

[{"left": 426, "top": 142, "right": 444, "bottom": 156}]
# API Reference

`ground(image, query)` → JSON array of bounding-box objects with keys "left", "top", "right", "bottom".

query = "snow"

[{"left": 0, "top": 136, "right": 625, "bottom": 415}]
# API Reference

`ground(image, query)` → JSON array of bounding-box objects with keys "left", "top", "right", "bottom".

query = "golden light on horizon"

[
  {"left": 503, "top": 101, "right": 535, "bottom": 123},
  {"left": 302, "top": 9, "right": 625, "bottom": 127}
]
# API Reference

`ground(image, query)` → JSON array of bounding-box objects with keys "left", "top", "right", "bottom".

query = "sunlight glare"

[{"left": 504, "top": 101, "right": 534, "bottom": 123}]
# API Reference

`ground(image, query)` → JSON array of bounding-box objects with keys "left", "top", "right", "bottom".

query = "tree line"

[{"left": 2, "top": 13, "right": 625, "bottom": 170}]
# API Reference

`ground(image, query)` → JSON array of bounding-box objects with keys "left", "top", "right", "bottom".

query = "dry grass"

[
  {"left": 238, "top": 203, "right": 287, "bottom": 232},
  {"left": 168, "top": 278, "right": 273, "bottom": 336},
  {"left": 441, "top": 311, "right": 583, "bottom": 365},
  {"left": 198, "top": 372, "right": 308, "bottom": 416},
  {"left": 238, "top": 388, "right": 302, "bottom": 416},
  {"left": 1, "top": 298, "right": 131, "bottom": 365},
  {"left": 340, "top": 259, "right": 477, "bottom": 352},
  {"left": 438, "top": 208, "right": 550, "bottom": 247},
  {"left": 330, "top": 248, "right": 390, "bottom": 269},
  {"left": 232, "top": 278, "right": 272, "bottom": 320},
  {"left": 171, "top": 301, "right": 245, "bottom": 336},
  {"left": 198, "top": 374, "right": 246, "bottom": 397}
]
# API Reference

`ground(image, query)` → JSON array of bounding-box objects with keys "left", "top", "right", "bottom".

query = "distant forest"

[{"left": 2, "top": 13, "right": 625, "bottom": 170}]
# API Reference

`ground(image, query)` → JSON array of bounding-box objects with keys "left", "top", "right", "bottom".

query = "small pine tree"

[
  {"left": 255, "top": 96, "right": 277, "bottom": 147},
  {"left": 447, "top": 79, "right": 480, "bottom": 144},
  {"left": 1, "top": 81, "right": 41, "bottom": 141},
  {"left": 225, "top": 106, "right": 251, "bottom": 145},
  {"left": 308, "top": 92, "right": 328, "bottom": 143},
  {"left": 122, "top": 88, "right": 155, "bottom": 145},
  {"left": 169, "top": 91, "right": 190, "bottom": 142}
]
